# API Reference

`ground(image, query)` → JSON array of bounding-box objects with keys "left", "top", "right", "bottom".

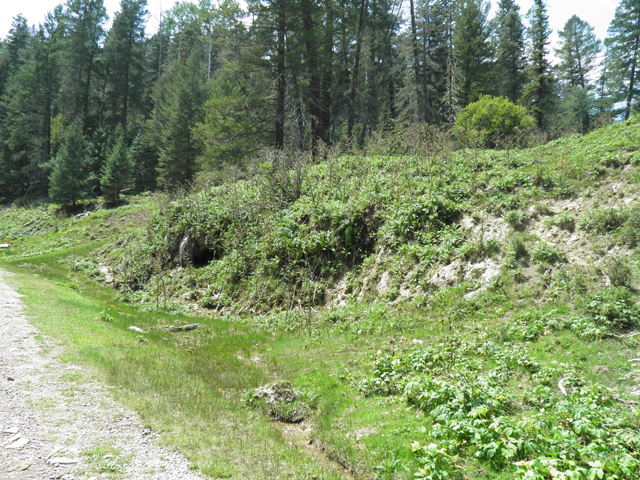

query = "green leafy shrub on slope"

[{"left": 455, "top": 95, "right": 535, "bottom": 148}]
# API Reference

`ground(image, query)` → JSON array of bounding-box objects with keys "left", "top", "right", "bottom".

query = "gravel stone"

[{"left": 0, "top": 270, "right": 207, "bottom": 479}]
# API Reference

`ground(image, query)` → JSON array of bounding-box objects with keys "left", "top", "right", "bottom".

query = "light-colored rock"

[
  {"left": 5, "top": 436, "right": 29, "bottom": 449},
  {"left": 98, "top": 265, "right": 114, "bottom": 283},
  {"left": 3, "top": 426, "right": 19, "bottom": 434},
  {"left": 4, "top": 432, "right": 21, "bottom": 444},
  {"left": 432, "top": 260, "right": 463, "bottom": 287},
  {"left": 129, "top": 326, "right": 149, "bottom": 333},
  {"left": 464, "top": 259, "right": 500, "bottom": 285},
  {"left": 48, "top": 457, "right": 79, "bottom": 465},
  {"left": 377, "top": 271, "right": 390, "bottom": 295},
  {"left": 7, "top": 461, "right": 31, "bottom": 472},
  {"left": 352, "top": 427, "right": 378, "bottom": 442}
]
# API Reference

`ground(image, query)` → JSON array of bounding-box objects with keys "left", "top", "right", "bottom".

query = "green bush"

[
  {"left": 582, "top": 287, "right": 639, "bottom": 330},
  {"left": 504, "top": 210, "right": 528, "bottom": 230},
  {"left": 619, "top": 205, "right": 640, "bottom": 246},
  {"left": 455, "top": 95, "right": 535, "bottom": 148},
  {"left": 579, "top": 208, "right": 628, "bottom": 234},
  {"left": 604, "top": 255, "right": 633, "bottom": 287},
  {"left": 545, "top": 212, "right": 575, "bottom": 231},
  {"left": 532, "top": 241, "right": 565, "bottom": 265}
]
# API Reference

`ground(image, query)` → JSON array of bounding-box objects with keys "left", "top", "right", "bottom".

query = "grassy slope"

[{"left": 1, "top": 119, "right": 640, "bottom": 479}]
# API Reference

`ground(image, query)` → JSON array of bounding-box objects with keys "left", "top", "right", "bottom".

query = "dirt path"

[{"left": 0, "top": 270, "right": 207, "bottom": 480}]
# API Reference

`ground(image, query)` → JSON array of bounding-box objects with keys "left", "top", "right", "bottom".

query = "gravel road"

[{"left": 0, "top": 270, "right": 207, "bottom": 480}]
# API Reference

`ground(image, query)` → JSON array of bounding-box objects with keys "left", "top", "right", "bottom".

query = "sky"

[{"left": 0, "top": 0, "right": 623, "bottom": 48}]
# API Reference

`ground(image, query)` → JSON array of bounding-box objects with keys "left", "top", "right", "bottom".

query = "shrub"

[
  {"left": 604, "top": 255, "right": 633, "bottom": 287},
  {"left": 508, "top": 235, "right": 528, "bottom": 259},
  {"left": 545, "top": 212, "right": 575, "bottom": 231},
  {"left": 579, "top": 208, "right": 628, "bottom": 234},
  {"left": 619, "top": 206, "right": 640, "bottom": 246},
  {"left": 455, "top": 95, "right": 535, "bottom": 148},
  {"left": 504, "top": 210, "right": 528, "bottom": 230},
  {"left": 583, "top": 287, "right": 639, "bottom": 330},
  {"left": 532, "top": 241, "right": 565, "bottom": 265}
]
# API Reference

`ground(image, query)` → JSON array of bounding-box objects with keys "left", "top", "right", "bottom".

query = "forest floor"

[{"left": 0, "top": 270, "right": 207, "bottom": 480}]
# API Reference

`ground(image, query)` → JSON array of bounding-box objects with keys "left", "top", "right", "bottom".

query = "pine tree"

[
  {"left": 494, "top": 0, "right": 526, "bottom": 103},
  {"left": 522, "top": 0, "right": 554, "bottom": 129},
  {"left": 453, "top": 0, "right": 493, "bottom": 110},
  {"left": 418, "top": 0, "right": 455, "bottom": 123},
  {"left": 101, "top": 128, "right": 133, "bottom": 203},
  {"left": 555, "top": 16, "right": 601, "bottom": 132},
  {"left": 59, "top": 0, "right": 107, "bottom": 132},
  {"left": 155, "top": 52, "right": 207, "bottom": 189},
  {"left": 128, "top": 130, "right": 157, "bottom": 192},
  {"left": 49, "top": 125, "right": 92, "bottom": 206},
  {"left": 104, "top": 0, "right": 148, "bottom": 130},
  {"left": 605, "top": 0, "right": 640, "bottom": 120},
  {"left": 556, "top": 16, "right": 601, "bottom": 90}
]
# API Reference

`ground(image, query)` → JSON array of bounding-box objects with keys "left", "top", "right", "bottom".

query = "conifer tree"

[
  {"left": 556, "top": 16, "right": 601, "bottom": 90},
  {"left": 453, "top": 0, "right": 493, "bottom": 110},
  {"left": 522, "top": 0, "right": 554, "bottom": 129},
  {"left": 155, "top": 52, "right": 207, "bottom": 189},
  {"left": 556, "top": 16, "right": 601, "bottom": 132},
  {"left": 605, "top": 0, "right": 640, "bottom": 120},
  {"left": 49, "top": 125, "right": 92, "bottom": 206},
  {"left": 104, "top": 0, "right": 148, "bottom": 130},
  {"left": 101, "top": 128, "right": 133, "bottom": 203},
  {"left": 494, "top": 0, "right": 526, "bottom": 103},
  {"left": 59, "top": 0, "right": 107, "bottom": 132}
]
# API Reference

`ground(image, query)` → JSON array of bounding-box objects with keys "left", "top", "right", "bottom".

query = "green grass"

[{"left": 1, "top": 262, "right": 348, "bottom": 479}]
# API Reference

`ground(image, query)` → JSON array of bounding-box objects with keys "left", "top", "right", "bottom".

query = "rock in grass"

[{"left": 166, "top": 324, "right": 200, "bottom": 333}]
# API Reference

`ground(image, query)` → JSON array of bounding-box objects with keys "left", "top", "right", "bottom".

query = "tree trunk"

[
  {"left": 275, "top": 6, "right": 286, "bottom": 150},
  {"left": 626, "top": 16, "right": 640, "bottom": 121},
  {"left": 409, "top": 0, "right": 423, "bottom": 122},
  {"left": 347, "top": 0, "right": 368, "bottom": 139},
  {"left": 320, "top": 0, "right": 333, "bottom": 143},
  {"left": 302, "top": 0, "right": 321, "bottom": 150}
]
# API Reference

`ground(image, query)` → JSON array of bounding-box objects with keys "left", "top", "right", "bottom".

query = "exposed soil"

[{"left": 0, "top": 270, "right": 206, "bottom": 480}]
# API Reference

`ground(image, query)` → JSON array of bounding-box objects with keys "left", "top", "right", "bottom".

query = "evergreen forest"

[{"left": 1, "top": 0, "right": 640, "bottom": 202}]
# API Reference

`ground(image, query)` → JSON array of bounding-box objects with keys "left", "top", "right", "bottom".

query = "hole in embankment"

[{"left": 192, "top": 247, "right": 215, "bottom": 268}]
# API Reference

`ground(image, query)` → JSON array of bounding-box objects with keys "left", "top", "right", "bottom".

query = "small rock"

[
  {"left": 48, "top": 457, "right": 79, "bottom": 465},
  {"left": 4, "top": 432, "right": 21, "bottom": 443},
  {"left": 5, "top": 437, "right": 29, "bottom": 449},
  {"left": 353, "top": 427, "right": 378, "bottom": 441},
  {"left": 3, "top": 427, "right": 19, "bottom": 434},
  {"left": 7, "top": 377, "right": 14, "bottom": 381},
  {"left": 7, "top": 461, "right": 31, "bottom": 472},
  {"left": 103, "top": 454, "right": 114, "bottom": 459}
]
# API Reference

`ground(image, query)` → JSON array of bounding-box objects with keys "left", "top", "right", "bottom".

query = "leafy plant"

[
  {"left": 532, "top": 241, "right": 565, "bottom": 265},
  {"left": 579, "top": 208, "right": 628, "bottom": 234},
  {"left": 545, "top": 211, "right": 575, "bottom": 231},
  {"left": 504, "top": 210, "right": 528, "bottom": 230},
  {"left": 604, "top": 255, "right": 633, "bottom": 287},
  {"left": 455, "top": 95, "right": 535, "bottom": 148}
]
